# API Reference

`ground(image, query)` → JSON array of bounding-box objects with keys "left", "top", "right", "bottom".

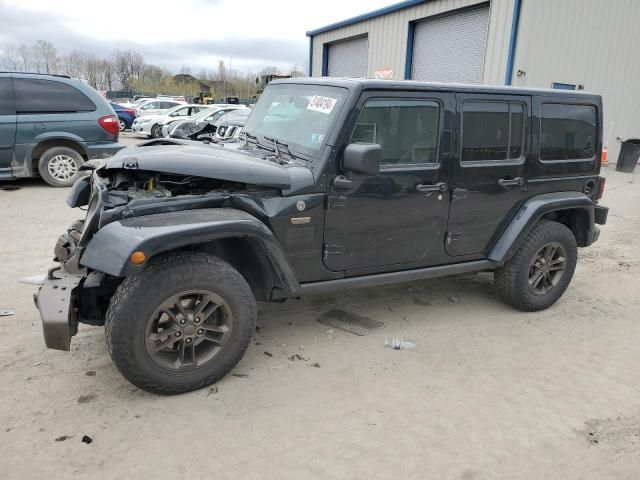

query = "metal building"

[{"left": 307, "top": 0, "right": 640, "bottom": 160}]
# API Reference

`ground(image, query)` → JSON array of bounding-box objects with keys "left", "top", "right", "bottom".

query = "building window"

[
  {"left": 540, "top": 104, "right": 596, "bottom": 161},
  {"left": 461, "top": 101, "right": 524, "bottom": 162},
  {"left": 351, "top": 98, "right": 441, "bottom": 166}
]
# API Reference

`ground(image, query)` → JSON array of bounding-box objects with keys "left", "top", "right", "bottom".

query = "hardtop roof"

[{"left": 269, "top": 77, "right": 601, "bottom": 100}]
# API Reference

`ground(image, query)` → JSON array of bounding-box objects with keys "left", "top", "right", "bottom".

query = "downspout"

[
  {"left": 504, "top": 0, "right": 522, "bottom": 85},
  {"left": 404, "top": 21, "right": 416, "bottom": 80},
  {"left": 308, "top": 36, "right": 313, "bottom": 76}
]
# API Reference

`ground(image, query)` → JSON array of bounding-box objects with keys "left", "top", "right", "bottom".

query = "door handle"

[
  {"left": 498, "top": 177, "right": 524, "bottom": 187},
  {"left": 416, "top": 182, "right": 447, "bottom": 193}
]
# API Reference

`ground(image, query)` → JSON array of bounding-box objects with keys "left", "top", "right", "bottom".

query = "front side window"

[
  {"left": 461, "top": 101, "right": 524, "bottom": 162},
  {"left": 351, "top": 99, "right": 440, "bottom": 166},
  {"left": 14, "top": 78, "right": 95, "bottom": 114},
  {"left": 540, "top": 103, "right": 596, "bottom": 161},
  {"left": 244, "top": 83, "right": 347, "bottom": 154}
]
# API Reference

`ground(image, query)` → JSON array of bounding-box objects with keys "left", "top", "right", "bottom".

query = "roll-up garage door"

[
  {"left": 411, "top": 4, "right": 489, "bottom": 83},
  {"left": 327, "top": 35, "right": 368, "bottom": 78}
]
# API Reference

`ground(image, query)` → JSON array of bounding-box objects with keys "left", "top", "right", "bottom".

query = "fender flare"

[
  {"left": 488, "top": 192, "right": 595, "bottom": 263},
  {"left": 25, "top": 134, "right": 89, "bottom": 176},
  {"left": 79, "top": 208, "right": 300, "bottom": 292}
]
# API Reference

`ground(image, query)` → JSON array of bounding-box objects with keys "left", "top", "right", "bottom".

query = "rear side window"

[
  {"left": 351, "top": 98, "right": 441, "bottom": 166},
  {"left": 540, "top": 103, "right": 596, "bottom": 161},
  {"left": 14, "top": 78, "right": 95, "bottom": 114},
  {"left": 0, "top": 77, "right": 15, "bottom": 115},
  {"left": 462, "top": 101, "right": 524, "bottom": 162}
]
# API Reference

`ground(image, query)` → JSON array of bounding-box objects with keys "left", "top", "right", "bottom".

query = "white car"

[
  {"left": 161, "top": 105, "right": 248, "bottom": 138},
  {"left": 119, "top": 97, "right": 153, "bottom": 109},
  {"left": 136, "top": 98, "right": 186, "bottom": 118},
  {"left": 131, "top": 104, "right": 207, "bottom": 138}
]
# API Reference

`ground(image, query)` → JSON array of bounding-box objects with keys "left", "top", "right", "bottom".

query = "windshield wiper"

[
  {"left": 263, "top": 137, "right": 304, "bottom": 163},
  {"left": 243, "top": 132, "right": 259, "bottom": 148},
  {"left": 263, "top": 136, "right": 281, "bottom": 158}
]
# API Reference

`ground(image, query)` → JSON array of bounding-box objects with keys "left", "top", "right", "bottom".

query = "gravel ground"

[{"left": 1, "top": 156, "right": 639, "bottom": 479}]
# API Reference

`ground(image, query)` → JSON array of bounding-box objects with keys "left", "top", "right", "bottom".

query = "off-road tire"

[
  {"left": 38, "top": 146, "right": 84, "bottom": 187},
  {"left": 494, "top": 219, "right": 577, "bottom": 312},
  {"left": 105, "top": 252, "right": 256, "bottom": 395}
]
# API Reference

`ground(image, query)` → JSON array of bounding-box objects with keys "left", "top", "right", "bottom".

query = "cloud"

[{"left": 0, "top": 2, "right": 307, "bottom": 72}]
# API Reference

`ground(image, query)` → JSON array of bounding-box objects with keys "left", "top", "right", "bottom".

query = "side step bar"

[{"left": 297, "top": 260, "right": 499, "bottom": 296}]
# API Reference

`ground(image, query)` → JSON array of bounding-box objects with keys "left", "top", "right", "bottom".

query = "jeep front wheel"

[
  {"left": 494, "top": 219, "right": 577, "bottom": 312},
  {"left": 105, "top": 252, "right": 256, "bottom": 395}
]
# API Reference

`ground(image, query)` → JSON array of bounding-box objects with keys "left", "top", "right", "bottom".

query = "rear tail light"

[
  {"left": 596, "top": 176, "right": 606, "bottom": 200},
  {"left": 125, "top": 108, "right": 137, "bottom": 116},
  {"left": 98, "top": 115, "right": 119, "bottom": 137}
]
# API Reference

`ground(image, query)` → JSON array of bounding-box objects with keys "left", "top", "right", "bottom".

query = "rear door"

[
  {"left": 0, "top": 77, "right": 16, "bottom": 175},
  {"left": 446, "top": 93, "right": 531, "bottom": 256}
]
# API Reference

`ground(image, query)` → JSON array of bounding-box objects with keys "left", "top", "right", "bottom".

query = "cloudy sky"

[{"left": 0, "top": 0, "right": 393, "bottom": 73}]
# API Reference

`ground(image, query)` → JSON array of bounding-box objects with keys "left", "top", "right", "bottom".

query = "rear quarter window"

[
  {"left": 540, "top": 103, "right": 596, "bottom": 161},
  {"left": 0, "top": 77, "right": 15, "bottom": 115},
  {"left": 14, "top": 78, "right": 96, "bottom": 114}
]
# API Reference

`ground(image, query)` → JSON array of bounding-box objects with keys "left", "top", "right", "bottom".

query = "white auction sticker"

[{"left": 307, "top": 95, "right": 337, "bottom": 114}]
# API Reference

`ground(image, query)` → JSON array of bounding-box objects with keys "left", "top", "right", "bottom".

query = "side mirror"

[{"left": 343, "top": 143, "right": 381, "bottom": 175}]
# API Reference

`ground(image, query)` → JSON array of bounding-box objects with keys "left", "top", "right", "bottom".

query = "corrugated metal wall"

[
  {"left": 310, "top": 0, "right": 511, "bottom": 80},
  {"left": 511, "top": 0, "right": 640, "bottom": 160}
]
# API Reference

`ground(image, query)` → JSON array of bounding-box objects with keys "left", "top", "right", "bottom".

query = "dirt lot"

[{"left": 1, "top": 152, "right": 639, "bottom": 479}]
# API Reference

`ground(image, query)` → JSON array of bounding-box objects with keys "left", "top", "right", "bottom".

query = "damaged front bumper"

[{"left": 34, "top": 266, "right": 84, "bottom": 351}]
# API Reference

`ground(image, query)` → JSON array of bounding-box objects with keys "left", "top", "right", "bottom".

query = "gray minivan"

[{"left": 0, "top": 73, "right": 123, "bottom": 187}]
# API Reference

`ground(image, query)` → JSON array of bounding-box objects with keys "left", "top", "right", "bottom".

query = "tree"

[
  {"left": 259, "top": 66, "right": 280, "bottom": 76},
  {"left": 112, "top": 49, "right": 145, "bottom": 91},
  {"left": 0, "top": 44, "right": 21, "bottom": 71},
  {"left": 16, "top": 44, "right": 32, "bottom": 72},
  {"left": 62, "top": 50, "right": 87, "bottom": 78},
  {"left": 33, "top": 40, "right": 59, "bottom": 74}
]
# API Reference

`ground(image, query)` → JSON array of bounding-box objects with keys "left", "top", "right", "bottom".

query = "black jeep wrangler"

[{"left": 35, "top": 78, "right": 608, "bottom": 394}]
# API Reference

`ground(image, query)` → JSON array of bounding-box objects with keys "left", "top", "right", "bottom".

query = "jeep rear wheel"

[
  {"left": 494, "top": 219, "right": 577, "bottom": 312},
  {"left": 105, "top": 252, "right": 256, "bottom": 395},
  {"left": 39, "top": 146, "right": 84, "bottom": 187}
]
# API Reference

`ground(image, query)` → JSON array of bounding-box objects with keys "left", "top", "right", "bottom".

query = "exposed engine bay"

[{"left": 105, "top": 170, "right": 250, "bottom": 201}]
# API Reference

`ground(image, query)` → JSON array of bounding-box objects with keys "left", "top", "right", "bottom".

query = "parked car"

[
  {"left": 0, "top": 72, "right": 122, "bottom": 187},
  {"left": 109, "top": 102, "right": 137, "bottom": 131},
  {"left": 136, "top": 99, "right": 186, "bottom": 117},
  {"left": 213, "top": 109, "right": 251, "bottom": 143},
  {"left": 34, "top": 78, "right": 608, "bottom": 394},
  {"left": 131, "top": 104, "right": 209, "bottom": 138},
  {"left": 118, "top": 97, "right": 153, "bottom": 109},
  {"left": 164, "top": 105, "right": 248, "bottom": 139}
]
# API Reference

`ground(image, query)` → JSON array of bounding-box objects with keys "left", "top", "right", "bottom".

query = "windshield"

[
  {"left": 166, "top": 105, "right": 189, "bottom": 116},
  {"left": 215, "top": 109, "right": 251, "bottom": 127},
  {"left": 244, "top": 84, "right": 347, "bottom": 154}
]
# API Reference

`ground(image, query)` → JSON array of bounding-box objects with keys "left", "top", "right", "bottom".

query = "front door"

[
  {"left": 0, "top": 77, "right": 16, "bottom": 174},
  {"left": 323, "top": 92, "right": 453, "bottom": 272},
  {"left": 446, "top": 93, "right": 531, "bottom": 256}
]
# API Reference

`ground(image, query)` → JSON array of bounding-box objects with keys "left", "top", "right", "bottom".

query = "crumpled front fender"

[{"left": 79, "top": 208, "right": 299, "bottom": 292}]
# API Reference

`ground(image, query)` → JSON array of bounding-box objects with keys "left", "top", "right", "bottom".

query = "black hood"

[{"left": 105, "top": 141, "right": 314, "bottom": 193}]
